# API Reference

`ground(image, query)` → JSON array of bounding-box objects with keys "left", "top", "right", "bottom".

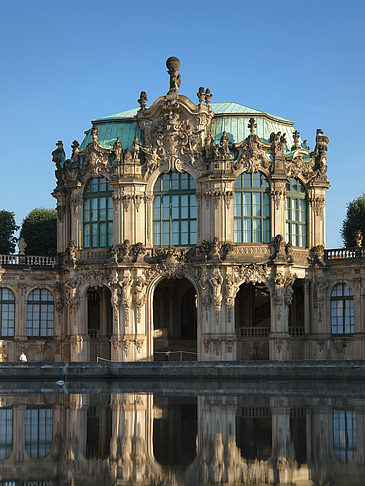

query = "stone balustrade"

[
  {"left": 238, "top": 327, "right": 270, "bottom": 337},
  {"left": 0, "top": 254, "right": 56, "bottom": 266},
  {"left": 325, "top": 248, "right": 365, "bottom": 261}
]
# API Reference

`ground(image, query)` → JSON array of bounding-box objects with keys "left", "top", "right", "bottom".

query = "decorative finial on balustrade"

[
  {"left": 197, "top": 87, "right": 205, "bottom": 104},
  {"left": 18, "top": 238, "right": 27, "bottom": 256},
  {"left": 204, "top": 88, "right": 212, "bottom": 105},
  {"left": 292, "top": 130, "right": 301, "bottom": 150},
  {"left": 355, "top": 229, "right": 363, "bottom": 248}
]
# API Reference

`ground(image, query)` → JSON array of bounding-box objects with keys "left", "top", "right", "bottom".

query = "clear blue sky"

[{"left": 1, "top": 0, "right": 364, "bottom": 248}]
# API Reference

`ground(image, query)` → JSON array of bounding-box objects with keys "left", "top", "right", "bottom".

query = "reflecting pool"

[{"left": 0, "top": 381, "right": 364, "bottom": 485}]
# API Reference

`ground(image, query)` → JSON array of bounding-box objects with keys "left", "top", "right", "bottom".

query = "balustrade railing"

[
  {"left": 289, "top": 327, "right": 305, "bottom": 337},
  {"left": 0, "top": 254, "right": 56, "bottom": 266},
  {"left": 238, "top": 327, "right": 270, "bottom": 338},
  {"left": 325, "top": 247, "right": 365, "bottom": 261}
]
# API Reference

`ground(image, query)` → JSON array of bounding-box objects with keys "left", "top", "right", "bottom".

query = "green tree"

[
  {"left": 341, "top": 194, "right": 365, "bottom": 247},
  {"left": 20, "top": 208, "right": 57, "bottom": 255},
  {"left": 0, "top": 210, "right": 19, "bottom": 254}
]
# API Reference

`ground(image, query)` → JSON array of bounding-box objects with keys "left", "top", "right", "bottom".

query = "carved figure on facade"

[
  {"left": 53, "top": 281, "right": 64, "bottom": 311},
  {"left": 236, "top": 263, "right": 271, "bottom": 285},
  {"left": 133, "top": 276, "right": 147, "bottom": 323},
  {"left": 130, "top": 242, "right": 146, "bottom": 263},
  {"left": 66, "top": 241, "right": 78, "bottom": 268},
  {"left": 270, "top": 131, "right": 287, "bottom": 158},
  {"left": 220, "top": 131, "right": 232, "bottom": 158},
  {"left": 64, "top": 278, "right": 80, "bottom": 310},
  {"left": 209, "top": 269, "right": 223, "bottom": 312},
  {"left": 113, "top": 137, "right": 123, "bottom": 163},
  {"left": 166, "top": 56, "right": 181, "bottom": 95},
  {"left": 309, "top": 244, "right": 325, "bottom": 266},
  {"left": 224, "top": 274, "right": 240, "bottom": 308},
  {"left": 272, "top": 234, "right": 287, "bottom": 262},
  {"left": 17, "top": 238, "right": 27, "bottom": 256},
  {"left": 52, "top": 140, "right": 66, "bottom": 169},
  {"left": 110, "top": 244, "right": 120, "bottom": 264},
  {"left": 233, "top": 119, "right": 272, "bottom": 173},
  {"left": 71, "top": 335, "right": 83, "bottom": 355}
]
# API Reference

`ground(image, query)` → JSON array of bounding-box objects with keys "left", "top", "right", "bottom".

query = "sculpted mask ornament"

[
  {"left": 133, "top": 276, "right": 147, "bottom": 323},
  {"left": 224, "top": 274, "right": 239, "bottom": 312},
  {"left": 236, "top": 264, "right": 271, "bottom": 285}
]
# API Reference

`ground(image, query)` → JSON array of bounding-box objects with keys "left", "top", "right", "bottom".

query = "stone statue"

[
  {"left": 110, "top": 245, "right": 119, "bottom": 264},
  {"left": 51, "top": 140, "right": 65, "bottom": 169},
  {"left": 197, "top": 86, "right": 205, "bottom": 104},
  {"left": 209, "top": 268, "right": 223, "bottom": 311},
  {"left": 224, "top": 274, "right": 239, "bottom": 307},
  {"left": 355, "top": 229, "right": 363, "bottom": 248},
  {"left": 166, "top": 56, "right": 181, "bottom": 95},
  {"left": 71, "top": 140, "right": 80, "bottom": 164},
  {"left": 120, "top": 239, "right": 131, "bottom": 261},
  {"left": 220, "top": 131, "right": 231, "bottom": 158},
  {"left": 131, "top": 135, "right": 141, "bottom": 163},
  {"left": 137, "top": 91, "right": 148, "bottom": 109},
  {"left": 121, "top": 270, "right": 132, "bottom": 309},
  {"left": 68, "top": 241, "right": 78, "bottom": 268},
  {"left": 17, "top": 238, "right": 27, "bottom": 256},
  {"left": 91, "top": 124, "right": 99, "bottom": 142},
  {"left": 113, "top": 137, "right": 123, "bottom": 163}
]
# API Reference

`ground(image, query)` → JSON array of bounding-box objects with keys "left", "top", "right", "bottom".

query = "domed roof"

[{"left": 80, "top": 101, "right": 297, "bottom": 151}]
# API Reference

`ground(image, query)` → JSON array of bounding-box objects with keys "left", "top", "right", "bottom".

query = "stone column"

[
  {"left": 112, "top": 188, "right": 123, "bottom": 246},
  {"left": 70, "top": 193, "right": 83, "bottom": 247},
  {"left": 10, "top": 405, "right": 25, "bottom": 463},
  {"left": 269, "top": 269, "right": 295, "bottom": 360},
  {"left": 271, "top": 178, "right": 287, "bottom": 240},
  {"left": 308, "top": 186, "right": 326, "bottom": 248}
]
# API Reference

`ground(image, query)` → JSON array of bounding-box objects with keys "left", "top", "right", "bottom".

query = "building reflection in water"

[{"left": 0, "top": 392, "right": 364, "bottom": 485}]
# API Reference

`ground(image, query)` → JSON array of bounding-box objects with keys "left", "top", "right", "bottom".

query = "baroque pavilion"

[{"left": 0, "top": 56, "right": 364, "bottom": 362}]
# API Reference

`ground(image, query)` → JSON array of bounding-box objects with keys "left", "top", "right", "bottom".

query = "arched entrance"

[
  {"left": 153, "top": 278, "right": 197, "bottom": 360},
  {"left": 235, "top": 283, "right": 270, "bottom": 360},
  {"left": 87, "top": 286, "right": 112, "bottom": 361}
]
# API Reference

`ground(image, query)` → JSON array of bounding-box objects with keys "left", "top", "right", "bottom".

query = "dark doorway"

[
  {"left": 87, "top": 287, "right": 112, "bottom": 361},
  {"left": 153, "top": 278, "right": 197, "bottom": 360}
]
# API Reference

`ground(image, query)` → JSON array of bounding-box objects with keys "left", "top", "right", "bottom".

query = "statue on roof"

[{"left": 166, "top": 57, "right": 181, "bottom": 95}]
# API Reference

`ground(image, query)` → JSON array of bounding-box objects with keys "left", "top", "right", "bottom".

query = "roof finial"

[
  {"left": 138, "top": 91, "right": 148, "bottom": 110},
  {"left": 248, "top": 118, "right": 257, "bottom": 134},
  {"left": 166, "top": 57, "right": 181, "bottom": 95}
]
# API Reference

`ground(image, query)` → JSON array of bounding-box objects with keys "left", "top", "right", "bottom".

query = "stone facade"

[{"left": 0, "top": 57, "right": 364, "bottom": 362}]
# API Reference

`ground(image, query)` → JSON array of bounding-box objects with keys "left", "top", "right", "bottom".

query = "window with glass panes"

[
  {"left": 153, "top": 173, "right": 197, "bottom": 246},
  {"left": 331, "top": 284, "right": 354, "bottom": 334},
  {"left": 26, "top": 289, "right": 54, "bottom": 337},
  {"left": 0, "top": 288, "right": 15, "bottom": 337},
  {"left": 25, "top": 408, "right": 53, "bottom": 458},
  {"left": 234, "top": 172, "right": 270, "bottom": 243},
  {"left": 83, "top": 177, "right": 113, "bottom": 248},
  {"left": 0, "top": 409, "right": 12, "bottom": 460},
  {"left": 333, "top": 410, "right": 357, "bottom": 463},
  {"left": 286, "top": 178, "right": 307, "bottom": 247}
]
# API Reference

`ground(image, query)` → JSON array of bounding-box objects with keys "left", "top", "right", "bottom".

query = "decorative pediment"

[
  {"left": 136, "top": 95, "right": 213, "bottom": 174},
  {"left": 232, "top": 118, "right": 272, "bottom": 174},
  {"left": 79, "top": 141, "right": 112, "bottom": 179}
]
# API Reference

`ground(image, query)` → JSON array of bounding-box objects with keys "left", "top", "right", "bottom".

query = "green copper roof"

[{"left": 80, "top": 101, "right": 297, "bottom": 151}]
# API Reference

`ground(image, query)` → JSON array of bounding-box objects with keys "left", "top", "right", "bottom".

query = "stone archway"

[
  {"left": 87, "top": 286, "right": 112, "bottom": 361},
  {"left": 235, "top": 283, "right": 270, "bottom": 360},
  {"left": 153, "top": 278, "right": 197, "bottom": 361}
]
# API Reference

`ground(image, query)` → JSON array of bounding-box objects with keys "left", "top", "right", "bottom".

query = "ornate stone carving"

[
  {"left": 355, "top": 229, "right": 363, "bottom": 248},
  {"left": 200, "top": 238, "right": 232, "bottom": 262},
  {"left": 133, "top": 276, "right": 147, "bottom": 323},
  {"left": 333, "top": 338, "right": 347, "bottom": 358},
  {"left": 52, "top": 140, "right": 65, "bottom": 169},
  {"left": 166, "top": 56, "right": 181, "bottom": 95},
  {"left": 134, "top": 338, "right": 144, "bottom": 353},
  {"left": 66, "top": 241, "right": 78, "bottom": 268},
  {"left": 292, "top": 130, "right": 301, "bottom": 150},
  {"left": 224, "top": 274, "right": 239, "bottom": 308},
  {"left": 130, "top": 242, "right": 146, "bottom": 263},
  {"left": 308, "top": 196, "right": 325, "bottom": 216},
  {"left": 236, "top": 264, "right": 271, "bottom": 285},
  {"left": 233, "top": 119, "right": 272, "bottom": 173},
  {"left": 270, "top": 132, "right": 287, "bottom": 158},
  {"left": 53, "top": 281, "right": 64, "bottom": 311},
  {"left": 137, "top": 91, "right": 147, "bottom": 110},
  {"left": 309, "top": 244, "right": 325, "bottom": 266},
  {"left": 109, "top": 245, "right": 119, "bottom": 264},
  {"left": 112, "top": 137, "right": 123, "bottom": 163},
  {"left": 71, "top": 335, "right": 83, "bottom": 355},
  {"left": 220, "top": 131, "right": 232, "bottom": 158},
  {"left": 17, "top": 238, "right": 27, "bottom": 255},
  {"left": 271, "top": 187, "right": 286, "bottom": 210},
  {"left": 64, "top": 278, "right": 80, "bottom": 310},
  {"left": 209, "top": 269, "right": 223, "bottom": 312}
]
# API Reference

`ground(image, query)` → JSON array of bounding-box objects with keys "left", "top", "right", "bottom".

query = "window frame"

[
  {"left": 286, "top": 178, "right": 307, "bottom": 248},
  {"left": 25, "top": 408, "right": 53, "bottom": 459},
  {"left": 333, "top": 409, "right": 357, "bottom": 463},
  {"left": 330, "top": 283, "right": 354, "bottom": 335},
  {"left": 153, "top": 172, "right": 197, "bottom": 247},
  {"left": 26, "top": 289, "right": 54, "bottom": 338},
  {"left": 0, "top": 408, "right": 12, "bottom": 460},
  {"left": 83, "top": 177, "right": 113, "bottom": 249},
  {"left": 234, "top": 172, "right": 271, "bottom": 244},
  {"left": 0, "top": 288, "right": 15, "bottom": 337}
]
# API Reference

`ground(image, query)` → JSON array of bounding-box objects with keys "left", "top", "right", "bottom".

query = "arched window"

[
  {"left": 286, "top": 178, "right": 307, "bottom": 247},
  {"left": 330, "top": 284, "right": 354, "bottom": 334},
  {"left": 83, "top": 177, "right": 113, "bottom": 248},
  {"left": 333, "top": 410, "right": 356, "bottom": 463},
  {"left": 26, "top": 289, "right": 54, "bottom": 337},
  {"left": 0, "top": 288, "right": 15, "bottom": 337},
  {"left": 25, "top": 408, "right": 53, "bottom": 458},
  {"left": 153, "top": 173, "right": 197, "bottom": 246},
  {"left": 0, "top": 409, "right": 12, "bottom": 459},
  {"left": 234, "top": 172, "right": 270, "bottom": 243}
]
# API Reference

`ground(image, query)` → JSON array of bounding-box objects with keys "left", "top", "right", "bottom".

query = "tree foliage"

[
  {"left": 20, "top": 208, "right": 57, "bottom": 255},
  {"left": 0, "top": 210, "right": 19, "bottom": 254},
  {"left": 341, "top": 194, "right": 365, "bottom": 247}
]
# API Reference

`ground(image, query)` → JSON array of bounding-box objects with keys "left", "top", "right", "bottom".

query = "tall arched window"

[
  {"left": 83, "top": 177, "right": 113, "bottom": 248},
  {"left": 333, "top": 410, "right": 356, "bottom": 463},
  {"left": 153, "top": 173, "right": 197, "bottom": 246},
  {"left": 286, "top": 178, "right": 307, "bottom": 247},
  {"left": 0, "top": 288, "right": 15, "bottom": 337},
  {"left": 331, "top": 284, "right": 354, "bottom": 334},
  {"left": 25, "top": 408, "right": 53, "bottom": 458},
  {"left": 26, "top": 289, "right": 54, "bottom": 337},
  {"left": 234, "top": 172, "right": 270, "bottom": 243}
]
